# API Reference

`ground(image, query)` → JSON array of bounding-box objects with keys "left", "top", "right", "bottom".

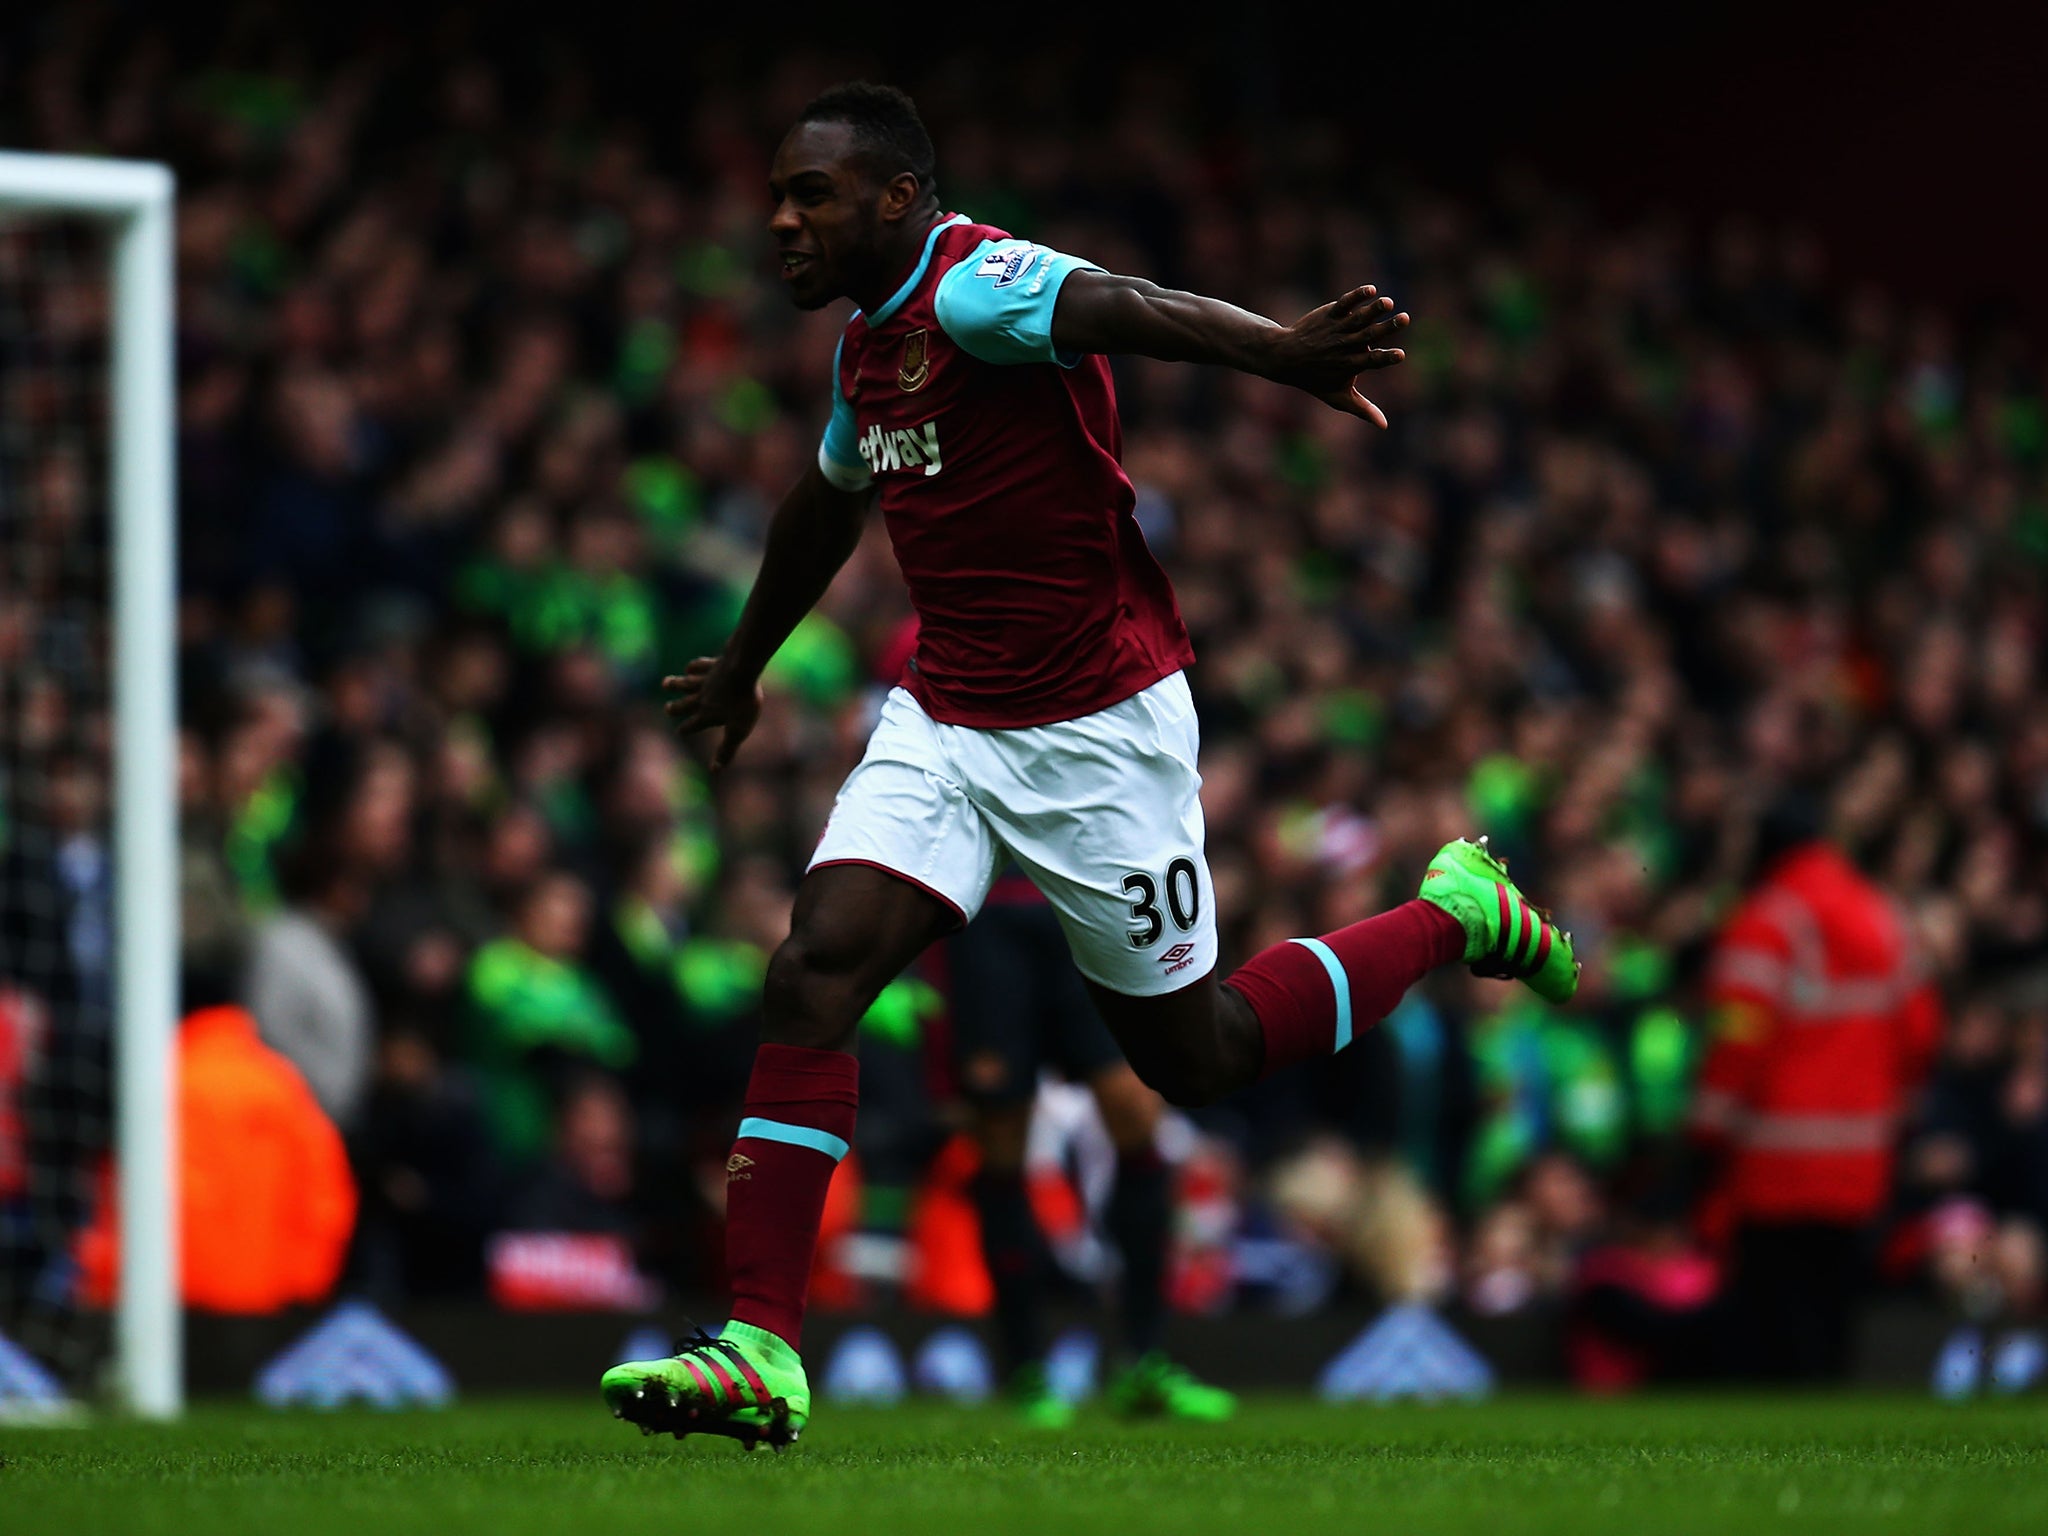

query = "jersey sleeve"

[
  {"left": 817, "top": 334, "right": 873, "bottom": 492},
  {"left": 932, "top": 239, "right": 1102, "bottom": 367}
]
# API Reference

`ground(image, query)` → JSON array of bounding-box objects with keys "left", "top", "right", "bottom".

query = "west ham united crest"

[{"left": 898, "top": 329, "right": 931, "bottom": 392}]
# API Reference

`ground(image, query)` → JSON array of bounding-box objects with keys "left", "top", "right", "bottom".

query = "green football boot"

[
  {"left": 1005, "top": 1362, "right": 1077, "bottom": 1429},
  {"left": 1108, "top": 1353, "right": 1238, "bottom": 1423},
  {"left": 1419, "top": 836, "right": 1580, "bottom": 1004},
  {"left": 601, "top": 1322, "right": 809, "bottom": 1451}
]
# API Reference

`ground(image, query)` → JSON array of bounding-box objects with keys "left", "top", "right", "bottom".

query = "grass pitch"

[{"left": 4, "top": 1395, "right": 2046, "bottom": 1535}]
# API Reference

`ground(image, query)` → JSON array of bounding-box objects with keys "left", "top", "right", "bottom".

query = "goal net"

[
  {"left": 0, "top": 207, "right": 115, "bottom": 1400},
  {"left": 0, "top": 152, "right": 176, "bottom": 1416}
]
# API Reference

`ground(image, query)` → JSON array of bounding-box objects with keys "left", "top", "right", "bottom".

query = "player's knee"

[{"left": 760, "top": 929, "right": 867, "bottom": 1050}]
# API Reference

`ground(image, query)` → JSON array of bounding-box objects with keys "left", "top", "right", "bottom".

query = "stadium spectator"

[
  {"left": 244, "top": 842, "right": 376, "bottom": 1130},
  {"left": 1566, "top": 1199, "right": 1721, "bottom": 1392},
  {"left": 77, "top": 985, "right": 357, "bottom": 1315},
  {"left": 348, "top": 1026, "right": 503, "bottom": 1301},
  {"left": 1688, "top": 798, "right": 1944, "bottom": 1379},
  {"left": 486, "top": 1071, "right": 658, "bottom": 1312},
  {"left": 464, "top": 869, "right": 633, "bottom": 1165},
  {"left": 1905, "top": 996, "right": 2048, "bottom": 1233},
  {"left": 510, "top": 1073, "right": 640, "bottom": 1236},
  {"left": 0, "top": 751, "right": 115, "bottom": 1349}
]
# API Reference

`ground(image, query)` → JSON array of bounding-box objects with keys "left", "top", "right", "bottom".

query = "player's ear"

[{"left": 878, "top": 170, "right": 924, "bottom": 225}]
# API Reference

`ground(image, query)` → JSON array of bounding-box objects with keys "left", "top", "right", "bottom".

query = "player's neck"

[{"left": 851, "top": 206, "right": 945, "bottom": 316}]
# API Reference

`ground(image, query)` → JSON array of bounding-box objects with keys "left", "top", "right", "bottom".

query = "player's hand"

[
  {"left": 662, "top": 655, "right": 763, "bottom": 772},
  {"left": 1264, "top": 286, "right": 1409, "bottom": 426}
]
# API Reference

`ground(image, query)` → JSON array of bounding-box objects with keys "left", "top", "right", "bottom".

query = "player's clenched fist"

[{"left": 662, "top": 657, "right": 763, "bottom": 771}]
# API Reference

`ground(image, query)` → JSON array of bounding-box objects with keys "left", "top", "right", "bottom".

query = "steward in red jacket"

[{"left": 1691, "top": 831, "right": 1941, "bottom": 1379}]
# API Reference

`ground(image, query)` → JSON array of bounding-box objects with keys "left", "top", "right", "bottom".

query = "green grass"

[{"left": 4, "top": 1395, "right": 2046, "bottom": 1535}]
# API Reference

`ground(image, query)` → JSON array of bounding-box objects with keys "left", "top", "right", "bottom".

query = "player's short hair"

[{"left": 797, "top": 82, "right": 937, "bottom": 199}]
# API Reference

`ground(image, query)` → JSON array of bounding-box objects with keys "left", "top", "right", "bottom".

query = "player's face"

[{"left": 767, "top": 121, "right": 883, "bottom": 311}]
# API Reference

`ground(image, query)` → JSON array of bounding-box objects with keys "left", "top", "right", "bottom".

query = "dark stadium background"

[{"left": 89, "top": 0, "right": 2044, "bottom": 330}]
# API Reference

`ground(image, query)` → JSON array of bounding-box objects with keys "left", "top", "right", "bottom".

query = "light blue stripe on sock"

[
  {"left": 1289, "top": 937, "right": 1353, "bottom": 1053},
  {"left": 737, "top": 1117, "right": 850, "bottom": 1162}
]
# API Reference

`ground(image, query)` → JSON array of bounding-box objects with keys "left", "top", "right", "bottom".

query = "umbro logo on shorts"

[
  {"left": 1160, "top": 943, "right": 1197, "bottom": 966},
  {"left": 726, "top": 1153, "right": 755, "bottom": 1182}
]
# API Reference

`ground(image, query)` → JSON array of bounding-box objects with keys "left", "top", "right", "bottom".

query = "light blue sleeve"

[
  {"left": 933, "top": 239, "right": 1102, "bottom": 367},
  {"left": 817, "top": 334, "right": 873, "bottom": 491}
]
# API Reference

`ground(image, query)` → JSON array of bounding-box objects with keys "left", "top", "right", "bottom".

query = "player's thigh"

[
  {"left": 947, "top": 904, "right": 1050, "bottom": 1110},
  {"left": 781, "top": 704, "right": 1000, "bottom": 1045},
  {"left": 1081, "top": 969, "right": 1256, "bottom": 1109}
]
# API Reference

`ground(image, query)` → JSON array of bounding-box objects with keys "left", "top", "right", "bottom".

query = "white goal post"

[{"left": 0, "top": 152, "right": 178, "bottom": 1417}]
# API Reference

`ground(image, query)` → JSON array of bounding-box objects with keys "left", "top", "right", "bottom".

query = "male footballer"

[{"left": 604, "top": 83, "right": 1577, "bottom": 1447}]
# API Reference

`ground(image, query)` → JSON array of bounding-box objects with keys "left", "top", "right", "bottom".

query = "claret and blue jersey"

[{"left": 816, "top": 215, "right": 1192, "bottom": 730}]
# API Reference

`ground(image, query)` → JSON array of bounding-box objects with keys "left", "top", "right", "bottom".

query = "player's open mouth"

[{"left": 780, "top": 253, "right": 813, "bottom": 279}]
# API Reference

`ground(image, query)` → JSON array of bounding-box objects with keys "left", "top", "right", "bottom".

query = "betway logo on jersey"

[{"left": 858, "top": 420, "right": 944, "bottom": 478}]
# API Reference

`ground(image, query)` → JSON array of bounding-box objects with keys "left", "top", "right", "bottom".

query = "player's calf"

[{"left": 712, "top": 863, "right": 960, "bottom": 1372}]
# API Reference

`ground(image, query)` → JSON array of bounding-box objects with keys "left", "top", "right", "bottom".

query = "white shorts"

[{"left": 809, "top": 671, "right": 1217, "bottom": 997}]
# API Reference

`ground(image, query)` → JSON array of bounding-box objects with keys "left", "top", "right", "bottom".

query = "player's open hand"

[
  {"left": 1265, "top": 285, "right": 1409, "bottom": 426},
  {"left": 662, "top": 656, "right": 763, "bottom": 772}
]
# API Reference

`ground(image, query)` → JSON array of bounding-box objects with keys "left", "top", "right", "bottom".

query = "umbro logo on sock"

[{"left": 726, "top": 1153, "right": 755, "bottom": 1182}]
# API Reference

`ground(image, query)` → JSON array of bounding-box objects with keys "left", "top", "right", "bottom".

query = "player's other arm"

[
  {"left": 1050, "top": 269, "right": 1410, "bottom": 426},
  {"left": 662, "top": 461, "right": 867, "bottom": 769}
]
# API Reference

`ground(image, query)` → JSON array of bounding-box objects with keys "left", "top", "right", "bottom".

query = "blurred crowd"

[{"left": 3, "top": 10, "right": 2047, "bottom": 1379}]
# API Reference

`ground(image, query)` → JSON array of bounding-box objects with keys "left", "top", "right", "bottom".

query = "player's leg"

[
  {"left": 603, "top": 862, "right": 955, "bottom": 1444},
  {"left": 1083, "top": 1064, "right": 1168, "bottom": 1358},
  {"left": 1082, "top": 894, "right": 1462, "bottom": 1107},
  {"left": 1039, "top": 944, "right": 1181, "bottom": 1378},
  {"left": 966, "top": 1099, "right": 1076, "bottom": 1426},
  {"left": 949, "top": 902, "right": 1072, "bottom": 1427},
  {"left": 1086, "top": 832, "right": 1577, "bottom": 1106},
  {"left": 1080, "top": 1060, "right": 1238, "bottom": 1422},
  {"left": 1014, "top": 917, "right": 1189, "bottom": 1425},
  {"left": 967, "top": 673, "right": 1577, "bottom": 1110},
  {"left": 723, "top": 862, "right": 958, "bottom": 1332},
  {"left": 605, "top": 694, "right": 996, "bottom": 1446}
]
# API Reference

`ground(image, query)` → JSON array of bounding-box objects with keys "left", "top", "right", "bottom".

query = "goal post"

[{"left": 0, "top": 152, "right": 178, "bottom": 1417}]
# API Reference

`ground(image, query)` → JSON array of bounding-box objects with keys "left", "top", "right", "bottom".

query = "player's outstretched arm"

[
  {"left": 662, "top": 462, "right": 867, "bottom": 770},
  {"left": 1050, "top": 270, "right": 1410, "bottom": 426}
]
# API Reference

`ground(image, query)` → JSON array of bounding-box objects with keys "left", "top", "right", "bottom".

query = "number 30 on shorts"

[{"left": 1122, "top": 856, "right": 1200, "bottom": 948}]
